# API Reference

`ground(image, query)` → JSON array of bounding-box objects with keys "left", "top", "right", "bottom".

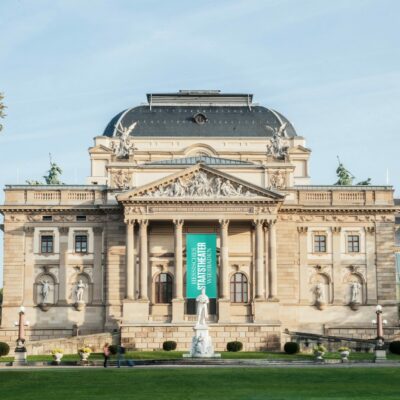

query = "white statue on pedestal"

[
  {"left": 196, "top": 288, "right": 209, "bottom": 326},
  {"left": 184, "top": 287, "right": 220, "bottom": 359}
]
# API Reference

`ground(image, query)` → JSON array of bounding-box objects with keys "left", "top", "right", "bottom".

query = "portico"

[{"left": 119, "top": 164, "right": 283, "bottom": 324}]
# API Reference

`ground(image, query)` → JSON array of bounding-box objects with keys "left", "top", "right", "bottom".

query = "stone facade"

[{"left": 0, "top": 91, "right": 398, "bottom": 352}]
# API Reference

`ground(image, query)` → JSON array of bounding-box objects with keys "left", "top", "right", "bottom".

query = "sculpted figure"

[
  {"left": 221, "top": 180, "right": 236, "bottom": 196},
  {"left": 40, "top": 279, "right": 51, "bottom": 303},
  {"left": 112, "top": 121, "right": 137, "bottom": 158},
  {"left": 314, "top": 283, "right": 324, "bottom": 303},
  {"left": 350, "top": 281, "right": 361, "bottom": 303},
  {"left": 196, "top": 288, "right": 209, "bottom": 326},
  {"left": 266, "top": 123, "right": 288, "bottom": 159},
  {"left": 75, "top": 279, "right": 87, "bottom": 303}
]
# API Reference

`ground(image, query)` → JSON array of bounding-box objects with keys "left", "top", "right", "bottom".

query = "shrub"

[
  {"left": 313, "top": 345, "right": 326, "bottom": 354},
  {"left": 284, "top": 342, "right": 299, "bottom": 354},
  {"left": 108, "top": 345, "right": 118, "bottom": 355},
  {"left": 389, "top": 341, "right": 400, "bottom": 355},
  {"left": 163, "top": 341, "right": 177, "bottom": 351},
  {"left": 226, "top": 341, "right": 243, "bottom": 352},
  {"left": 51, "top": 349, "right": 64, "bottom": 355},
  {"left": 0, "top": 342, "right": 10, "bottom": 357},
  {"left": 338, "top": 346, "right": 350, "bottom": 353}
]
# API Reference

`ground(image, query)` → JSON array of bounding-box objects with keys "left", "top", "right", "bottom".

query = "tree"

[{"left": 0, "top": 92, "right": 6, "bottom": 132}]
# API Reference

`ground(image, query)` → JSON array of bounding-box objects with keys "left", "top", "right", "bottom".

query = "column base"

[
  {"left": 217, "top": 299, "right": 231, "bottom": 323},
  {"left": 172, "top": 299, "right": 185, "bottom": 323},
  {"left": 253, "top": 300, "right": 280, "bottom": 323},
  {"left": 122, "top": 299, "right": 149, "bottom": 323},
  {"left": 267, "top": 297, "right": 279, "bottom": 303}
]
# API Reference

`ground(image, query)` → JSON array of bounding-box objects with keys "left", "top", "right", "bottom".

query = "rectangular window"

[
  {"left": 347, "top": 235, "right": 360, "bottom": 253},
  {"left": 314, "top": 235, "right": 327, "bottom": 253},
  {"left": 75, "top": 235, "right": 88, "bottom": 253},
  {"left": 41, "top": 235, "right": 54, "bottom": 253},
  {"left": 42, "top": 215, "right": 53, "bottom": 222},
  {"left": 76, "top": 215, "right": 87, "bottom": 222}
]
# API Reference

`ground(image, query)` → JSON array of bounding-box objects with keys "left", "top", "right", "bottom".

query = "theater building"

[{"left": 0, "top": 91, "right": 398, "bottom": 350}]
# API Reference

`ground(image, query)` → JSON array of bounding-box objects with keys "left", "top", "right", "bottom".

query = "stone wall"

[{"left": 121, "top": 324, "right": 281, "bottom": 351}]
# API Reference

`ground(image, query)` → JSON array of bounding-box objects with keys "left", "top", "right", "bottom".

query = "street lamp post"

[
  {"left": 372, "top": 305, "right": 387, "bottom": 363},
  {"left": 13, "top": 306, "right": 29, "bottom": 366}
]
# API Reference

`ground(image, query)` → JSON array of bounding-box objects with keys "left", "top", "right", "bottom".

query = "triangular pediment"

[{"left": 118, "top": 164, "right": 284, "bottom": 202}]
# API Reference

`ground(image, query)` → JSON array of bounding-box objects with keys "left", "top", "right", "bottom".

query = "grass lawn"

[
  {"left": 2, "top": 367, "right": 400, "bottom": 400},
  {"left": 2, "top": 350, "right": 400, "bottom": 362}
]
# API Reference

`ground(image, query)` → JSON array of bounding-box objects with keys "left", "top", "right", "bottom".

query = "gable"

[{"left": 118, "top": 164, "right": 284, "bottom": 201}]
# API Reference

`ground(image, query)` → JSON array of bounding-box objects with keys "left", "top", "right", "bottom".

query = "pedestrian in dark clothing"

[{"left": 103, "top": 343, "right": 110, "bottom": 368}]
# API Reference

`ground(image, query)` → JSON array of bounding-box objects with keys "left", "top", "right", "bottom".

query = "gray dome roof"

[{"left": 102, "top": 92, "right": 297, "bottom": 138}]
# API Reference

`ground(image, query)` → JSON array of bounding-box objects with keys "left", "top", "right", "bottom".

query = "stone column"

[
  {"left": 59, "top": 227, "right": 69, "bottom": 304},
  {"left": 93, "top": 227, "right": 104, "bottom": 304},
  {"left": 366, "top": 226, "right": 377, "bottom": 303},
  {"left": 125, "top": 220, "right": 135, "bottom": 300},
  {"left": 268, "top": 220, "right": 278, "bottom": 301},
  {"left": 173, "top": 219, "right": 184, "bottom": 299},
  {"left": 332, "top": 226, "right": 342, "bottom": 304},
  {"left": 254, "top": 220, "right": 265, "bottom": 299},
  {"left": 264, "top": 223, "right": 269, "bottom": 299},
  {"left": 23, "top": 227, "right": 35, "bottom": 306},
  {"left": 298, "top": 226, "right": 309, "bottom": 304},
  {"left": 172, "top": 219, "right": 185, "bottom": 322},
  {"left": 219, "top": 219, "right": 230, "bottom": 300},
  {"left": 218, "top": 219, "right": 230, "bottom": 323},
  {"left": 139, "top": 219, "right": 149, "bottom": 300}
]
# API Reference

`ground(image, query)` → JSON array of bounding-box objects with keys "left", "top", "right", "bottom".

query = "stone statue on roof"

[
  {"left": 266, "top": 122, "right": 289, "bottom": 159},
  {"left": 112, "top": 121, "right": 137, "bottom": 158}
]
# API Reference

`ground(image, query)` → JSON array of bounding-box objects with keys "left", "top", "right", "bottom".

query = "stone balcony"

[
  {"left": 3, "top": 185, "right": 108, "bottom": 206},
  {"left": 285, "top": 185, "right": 394, "bottom": 207}
]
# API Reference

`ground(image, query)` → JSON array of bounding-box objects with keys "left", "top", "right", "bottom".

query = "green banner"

[{"left": 186, "top": 233, "right": 217, "bottom": 298}]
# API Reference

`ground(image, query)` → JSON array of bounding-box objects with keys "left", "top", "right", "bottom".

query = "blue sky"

[{"left": 1, "top": 0, "right": 399, "bottom": 286}]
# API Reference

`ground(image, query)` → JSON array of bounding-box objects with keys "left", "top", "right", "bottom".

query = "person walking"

[{"left": 103, "top": 343, "right": 110, "bottom": 368}]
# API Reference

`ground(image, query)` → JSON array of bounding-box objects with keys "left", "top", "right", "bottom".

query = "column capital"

[
  {"left": 138, "top": 219, "right": 149, "bottom": 227},
  {"left": 265, "top": 219, "right": 277, "bottom": 228},
  {"left": 253, "top": 219, "right": 265, "bottom": 227},
  {"left": 124, "top": 218, "right": 136, "bottom": 225},
  {"left": 219, "top": 219, "right": 230, "bottom": 228},
  {"left": 297, "top": 226, "right": 308, "bottom": 234},
  {"left": 331, "top": 226, "right": 341, "bottom": 234},
  {"left": 93, "top": 226, "right": 104, "bottom": 234},
  {"left": 59, "top": 227, "right": 69, "bottom": 234},
  {"left": 366, "top": 226, "right": 375, "bottom": 234},
  {"left": 23, "top": 226, "right": 35, "bottom": 235},
  {"left": 173, "top": 219, "right": 184, "bottom": 228}
]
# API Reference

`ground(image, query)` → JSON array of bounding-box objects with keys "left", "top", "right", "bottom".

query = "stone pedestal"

[
  {"left": 123, "top": 300, "right": 149, "bottom": 323},
  {"left": 74, "top": 301, "right": 85, "bottom": 312},
  {"left": 183, "top": 324, "right": 221, "bottom": 358},
  {"left": 253, "top": 301, "right": 280, "bottom": 323},
  {"left": 13, "top": 349, "right": 27, "bottom": 366},
  {"left": 374, "top": 349, "right": 387, "bottom": 363},
  {"left": 172, "top": 299, "right": 185, "bottom": 323},
  {"left": 217, "top": 299, "right": 230, "bottom": 323}
]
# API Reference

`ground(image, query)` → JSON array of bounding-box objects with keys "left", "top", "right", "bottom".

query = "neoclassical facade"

[{"left": 0, "top": 91, "right": 398, "bottom": 350}]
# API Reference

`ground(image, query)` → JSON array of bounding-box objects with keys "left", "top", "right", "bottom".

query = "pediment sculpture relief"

[{"left": 141, "top": 171, "right": 258, "bottom": 198}]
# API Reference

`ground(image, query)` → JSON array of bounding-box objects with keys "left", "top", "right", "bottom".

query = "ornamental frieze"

[
  {"left": 110, "top": 169, "right": 133, "bottom": 190},
  {"left": 137, "top": 170, "right": 259, "bottom": 198}
]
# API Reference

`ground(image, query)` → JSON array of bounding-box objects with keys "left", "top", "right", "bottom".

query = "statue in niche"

[
  {"left": 40, "top": 279, "right": 51, "bottom": 303},
  {"left": 313, "top": 282, "right": 325, "bottom": 310},
  {"left": 350, "top": 281, "right": 361, "bottom": 304},
  {"left": 75, "top": 279, "right": 87, "bottom": 303},
  {"left": 196, "top": 288, "right": 209, "bottom": 326}
]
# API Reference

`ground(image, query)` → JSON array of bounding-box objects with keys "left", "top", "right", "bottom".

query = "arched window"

[
  {"left": 230, "top": 273, "right": 248, "bottom": 303},
  {"left": 155, "top": 273, "right": 173, "bottom": 304}
]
